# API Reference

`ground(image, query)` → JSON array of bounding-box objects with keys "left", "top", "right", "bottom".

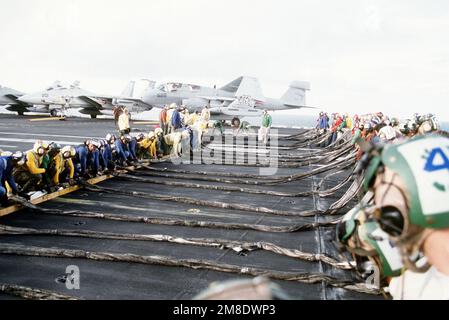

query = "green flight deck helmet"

[
  {"left": 363, "top": 134, "right": 449, "bottom": 234},
  {"left": 337, "top": 204, "right": 404, "bottom": 279}
]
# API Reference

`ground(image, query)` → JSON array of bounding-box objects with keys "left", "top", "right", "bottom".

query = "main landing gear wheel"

[
  {"left": 90, "top": 114, "right": 97, "bottom": 119},
  {"left": 231, "top": 117, "right": 241, "bottom": 127},
  {"left": 50, "top": 109, "right": 58, "bottom": 117}
]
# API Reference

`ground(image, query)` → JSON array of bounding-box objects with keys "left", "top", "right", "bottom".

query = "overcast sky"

[{"left": 1, "top": 0, "right": 448, "bottom": 120}]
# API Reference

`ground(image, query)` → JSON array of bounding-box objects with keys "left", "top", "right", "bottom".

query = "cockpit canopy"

[
  {"left": 45, "top": 81, "right": 80, "bottom": 92},
  {"left": 158, "top": 83, "right": 201, "bottom": 93}
]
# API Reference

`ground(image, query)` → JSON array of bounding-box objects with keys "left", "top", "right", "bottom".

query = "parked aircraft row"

[{"left": 1, "top": 77, "right": 313, "bottom": 122}]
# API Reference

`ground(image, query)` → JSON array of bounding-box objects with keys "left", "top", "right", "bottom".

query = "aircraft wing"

[
  {"left": 78, "top": 95, "right": 105, "bottom": 109},
  {"left": 198, "top": 96, "right": 235, "bottom": 102},
  {"left": 283, "top": 104, "right": 318, "bottom": 109},
  {"left": 4, "top": 94, "right": 29, "bottom": 106},
  {"left": 84, "top": 95, "right": 154, "bottom": 112}
]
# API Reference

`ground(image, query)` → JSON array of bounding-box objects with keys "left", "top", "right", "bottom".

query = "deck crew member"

[
  {"left": 0, "top": 151, "right": 24, "bottom": 206},
  {"left": 164, "top": 130, "right": 190, "bottom": 157},
  {"left": 137, "top": 132, "right": 157, "bottom": 159},
  {"left": 53, "top": 146, "right": 76, "bottom": 187},
  {"left": 44, "top": 143, "right": 62, "bottom": 192},
  {"left": 102, "top": 134, "right": 116, "bottom": 171},
  {"left": 159, "top": 105, "right": 169, "bottom": 135},
  {"left": 212, "top": 120, "right": 225, "bottom": 136},
  {"left": 171, "top": 107, "right": 183, "bottom": 132},
  {"left": 166, "top": 104, "right": 177, "bottom": 134},
  {"left": 13, "top": 141, "right": 47, "bottom": 193},
  {"left": 73, "top": 140, "right": 100, "bottom": 178},
  {"left": 235, "top": 120, "right": 251, "bottom": 136},
  {"left": 114, "top": 106, "right": 131, "bottom": 135},
  {"left": 260, "top": 110, "right": 272, "bottom": 145},
  {"left": 114, "top": 135, "right": 131, "bottom": 166},
  {"left": 201, "top": 105, "right": 211, "bottom": 122},
  {"left": 128, "top": 135, "right": 139, "bottom": 163},
  {"left": 155, "top": 128, "right": 169, "bottom": 157},
  {"left": 135, "top": 133, "right": 148, "bottom": 159}
]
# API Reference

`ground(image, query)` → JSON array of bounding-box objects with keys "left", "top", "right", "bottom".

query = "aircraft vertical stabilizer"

[
  {"left": 234, "top": 76, "right": 265, "bottom": 102},
  {"left": 281, "top": 81, "right": 310, "bottom": 107},
  {"left": 121, "top": 81, "right": 136, "bottom": 98}
]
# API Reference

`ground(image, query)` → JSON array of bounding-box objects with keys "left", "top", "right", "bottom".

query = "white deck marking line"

[
  {"left": 0, "top": 137, "right": 79, "bottom": 146},
  {"left": 0, "top": 131, "right": 102, "bottom": 140}
]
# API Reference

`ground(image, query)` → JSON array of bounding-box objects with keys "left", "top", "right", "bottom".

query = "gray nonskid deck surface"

[{"left": 0, "top": 115, "right": 375, "bottom": 300}]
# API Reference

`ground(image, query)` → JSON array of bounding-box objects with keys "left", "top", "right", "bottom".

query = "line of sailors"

[
  {"left": 0, "top": 125, "right": 203, "bottom": 206},
  {"left": 317, "top": 111, "right": 440, "bottom": 151},
  {"left": 1, "top": 104, "right": 224, "bottom": 207}
]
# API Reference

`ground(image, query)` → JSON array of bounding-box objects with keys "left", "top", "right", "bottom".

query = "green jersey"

[{"left": 262, "top": 114, "right": 272, "bottom": 128}]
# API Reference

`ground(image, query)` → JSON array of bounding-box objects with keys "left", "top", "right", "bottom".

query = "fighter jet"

[
  {"left": 17, "top": 80, "right": 155, "bottom": 118},
  {"left": 141, "top": 76, "right": 314, "bottom": 124},
  {"left": 0, "top": 85, "right": 31, "bottom": 115}
]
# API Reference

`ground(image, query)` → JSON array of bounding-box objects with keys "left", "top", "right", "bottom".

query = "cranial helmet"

[
  {"left": 48, "top": 142, "right": 61, "bottom": 157},
  {"left": 337, "top": 204, "right": 404, "bottom": 279},
  {"left": 90, "top": 140, "right": 100, "bottom": 148},
  {"left": 48, "top": 142, "right": 61, "bottom": 152},
  {"left": 363, "top": 134, "right": 449, "bottom": 271},
  {"left": 33, "top": 141, "right": 46, "bottom": 156},
  {"left": 62, "top": 146, "right": 76, "bottom": 159},
  {"left": 154, "top": 128, "right": 163, "bottom": 136}
]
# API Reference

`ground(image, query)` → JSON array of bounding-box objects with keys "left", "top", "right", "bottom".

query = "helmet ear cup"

[
  {"left": 378, "top": 206, "right": 405, "bottom": 237},
  {"left": 337, "top": 220, "right": 357, "bottom": 244},
  {"left": 336, "top": 221, "right": 347, "bottom": 243}
]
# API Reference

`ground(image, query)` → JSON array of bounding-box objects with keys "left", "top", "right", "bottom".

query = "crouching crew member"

[
  {"left": 13, "top": 141, "right": 47, "bottom": 193},
  {"left": 115, "top": 135, "right": 131, "bottom": 166},
  {"left": 73, "top": 140, "right": 100, "bottom": 179},
  {"left": 43, "top": 142, "right": 62, "bottom": 192},
  {"left": 53, "top": 146, "right": 76, "bottom": 187},
  {"left": 155, "top": 128, "right": 169, "bottom": 158},
  {"left": 0, "top": 151, "right": 24, "bottom": 206},
  {"left": 102, "top": 134, "right": 116, "bottom": 171}
]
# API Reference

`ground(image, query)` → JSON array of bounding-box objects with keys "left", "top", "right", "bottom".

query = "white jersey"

[{"left": 389, "top": 266, "right": 449, "bottom": 300}]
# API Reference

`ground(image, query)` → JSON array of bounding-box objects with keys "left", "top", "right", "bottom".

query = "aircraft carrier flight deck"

[{"left": 0, "top": 114, "right": 376, "bottom": 300}]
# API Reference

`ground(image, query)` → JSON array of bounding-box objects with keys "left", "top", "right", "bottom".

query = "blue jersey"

[{"left": 0, "top": 156, "right": 18, "bottom": 195}]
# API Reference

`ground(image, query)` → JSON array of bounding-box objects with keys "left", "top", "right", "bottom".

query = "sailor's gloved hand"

[
  {"left": 83, "top": 173, "right": 92, "bottom": 180},
  {"left": 75, "top": 177, "right": 86, "bottom": 185},
  {"left": 18, "top": 191, "right": 30, "bottom": 200},
  {"left": 48, "top": 186, "right": 59, "bottom": 193},
  {"left": 61, "top": 183, "right": 70, "bottom": 189},
  {"left": 111, "top": 170, "right": 120, "bottom": 177},
  {"left": 68, "top": 179, "right": 77, "bottom": 186}
]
